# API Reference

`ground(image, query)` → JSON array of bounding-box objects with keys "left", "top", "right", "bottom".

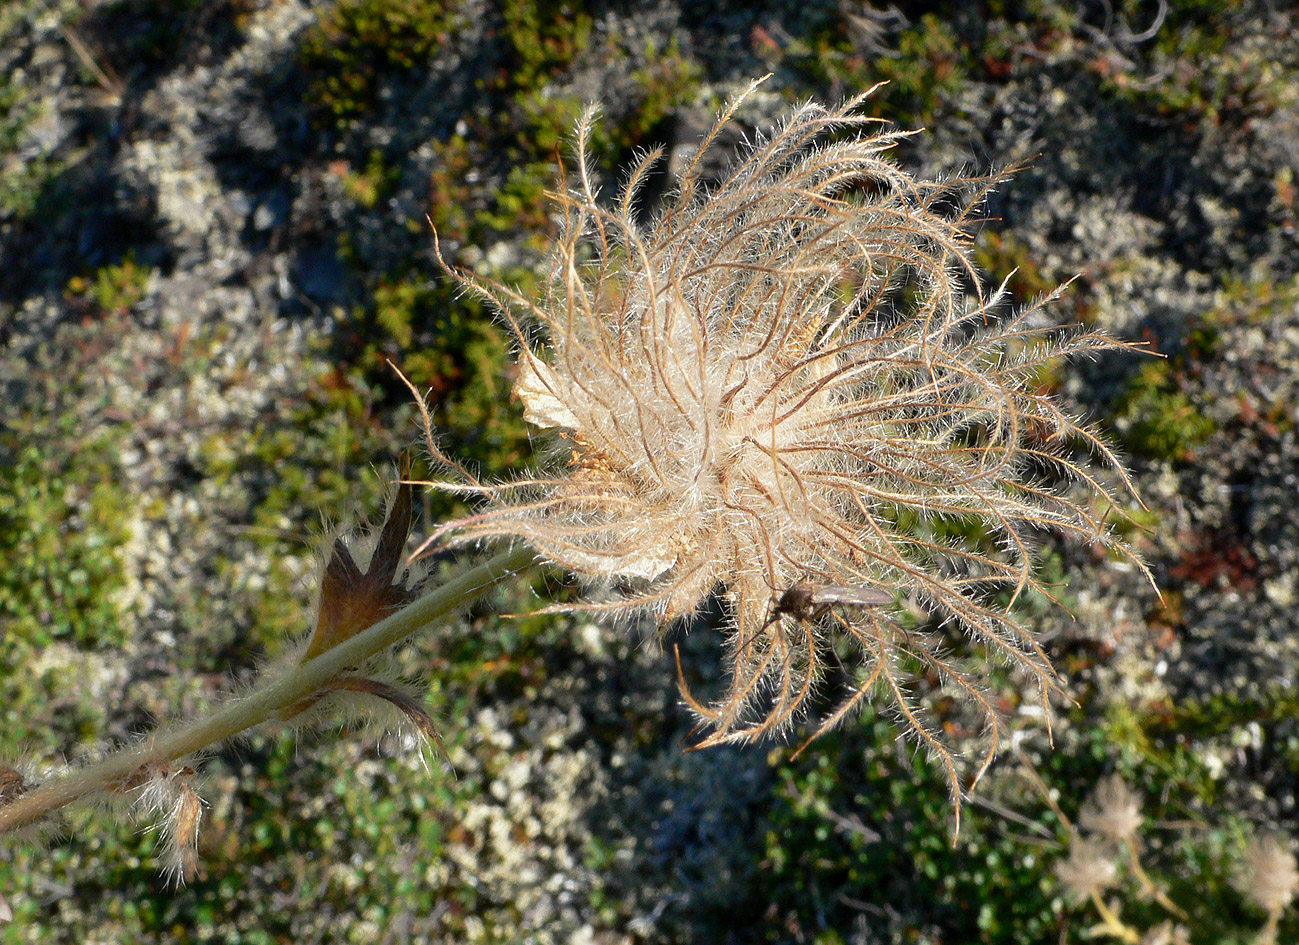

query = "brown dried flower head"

[
  {"left": 426, "top": 81, "right": 1149, "bottom": 794},
  {"left": 0, "top": 764, "right": 26, "bottom": 808}
]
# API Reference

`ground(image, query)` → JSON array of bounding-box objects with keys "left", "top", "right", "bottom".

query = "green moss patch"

[{"left": 298, "top": 0, "right": 460, "bottom": 127}]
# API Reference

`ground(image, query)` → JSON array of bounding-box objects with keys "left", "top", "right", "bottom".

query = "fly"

[
  {"left": 737, "top": 580, "right": 893, "bottom": 657},
  {"left": 770, "top": 581, "right": 893, "bottom": 623}
]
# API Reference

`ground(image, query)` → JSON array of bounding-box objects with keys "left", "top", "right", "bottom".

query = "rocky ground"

[{"left": 1, "top": 1, "right": 1297, "bottom": 943}]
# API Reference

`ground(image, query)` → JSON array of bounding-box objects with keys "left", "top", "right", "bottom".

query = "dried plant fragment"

[
  {"left": 117, "top": 761, "right": 204, "bottom": 885},
  {"left": 295, "top": 675, "right": 449, "bottom": 757},
  {"left": 0, "top": 765, "right": 26, "bottom": 807},
  {"left": 0, "top": 760, "right": 56, "bottom": 841},
  {"left": 276, "top": 467, "right": 445, "bottom": 756}
]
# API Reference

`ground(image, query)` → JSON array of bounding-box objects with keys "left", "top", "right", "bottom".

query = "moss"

[
  {"left": 793, "top": 10, "right": 969, "bottom": 125},
  {"left": 427, "top": 130, "right": 567, "bottom": 244},
  {"left": 747, "top": 702, "right": 1277, "bottom": 944},
  {"left": 1089, "top": 0, "right": 1291, "bottom": 124},
  {"left": 626, "top": 34, "right": 703, "bottom": 144},
  {"left": 974, "top": 230, "right": 1056, "bottom": 305},
  {"left": 0, "top": 398, "right": 134, "bottom": 755},
  {"left": 1213, "top": 272, "right": 1299, "bottom": 327},
  {"left": 497, "top": 2, "right": 699, "bottom": 167},
  {"left": 473, "top": 160, "right": 556, "bottom": 237},
  {"left": 426, "top": 134, "right": 477, "bottom": 242},
  {"left": 1114, "top": 274, "right": 1299, "bottom": 460},
  {"left": 331, "top": 271, "right": 532, "bottom": 485},
  {"left": 511, "top": 87, "right": 600, "bottom": 157},
  {"left": 413, "top": 311, "right": 525, "bottom": 469},
  {"left": 873, "top": 14, "right": 969, "bottom": 122},
  {"left": 0, "top": 426, "right": 132, "bottom": 656},
  {"left": 501, "top": 0, "right": 593, "bottom": 92},
  {"left": 65, "top": 251, "right": 154, "bottom": 317},
  {"left": 297, "top": 0, "right": 459, "bottom": 126},
  {"left": 1148, "top": 687, "right": 1299, "bottom": 743},
  {"left": 750, "top": 718, "right": 1067, "bottom": 944},
  {"left": 1115, "top": 360, "right": 1217, "bottom": 461},
  {"left": 0, "top": 61, "right": 64, "bottom": 218},
  {"left": 0, "top": 74, "right": 32, "bottom": 151},
  {"left": 335, "top": 149, "right": 400, "bottom": 210}
]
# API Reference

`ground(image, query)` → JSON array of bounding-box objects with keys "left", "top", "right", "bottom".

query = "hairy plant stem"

[{"left": 0, "top": 546, "right": 536, "bottom": 835}]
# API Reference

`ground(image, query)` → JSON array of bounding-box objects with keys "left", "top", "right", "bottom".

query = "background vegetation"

[{"left": 1, "top": 0, "right": 1296, "bottom": 942}]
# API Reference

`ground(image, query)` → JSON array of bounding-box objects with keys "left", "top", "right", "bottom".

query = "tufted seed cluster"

[{"left": 421, "top": 81, "right": 1152, "bottom": 804}]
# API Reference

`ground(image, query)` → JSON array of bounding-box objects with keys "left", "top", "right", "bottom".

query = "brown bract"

[
  {"left": 277, "top": 469, "right": 443, "bottom": 753},
  {"left": 420, "top": 79, "right": 1152, "bottom": 803},
  {"left": 302, "top": 476, "right": 416, "bottom": 662}
]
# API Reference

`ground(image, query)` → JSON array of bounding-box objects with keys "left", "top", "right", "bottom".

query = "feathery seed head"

[
  {"left": 1056, "top": 836, "right": 1119, "bottom": 902},
  {"left": 428, "top": 80, "right": 1150, "bottom": 787},
  {"left": 1140, "top": 921, "right": 1191, "bottom": 945},
  {"left": 1079, "top": 775, "right": 1144, "bottom": 846},
  {"left": 1235, "top": 833, "right": 1299, "bottom": 916}
]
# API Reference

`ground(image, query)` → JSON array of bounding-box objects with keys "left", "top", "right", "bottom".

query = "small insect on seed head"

[
  {"left": 686, "top": 578, "right": 899, "bottom": 753},
  {"left": 737, "top": 580, "right": 894, "bottom": 656},
  {"left": 770, "top": 580, "right": 893, "bottom": 624}
]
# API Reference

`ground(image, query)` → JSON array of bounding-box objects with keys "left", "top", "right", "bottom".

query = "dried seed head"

[
  {"left": 1140, "top": 921, "right": 1191, "bottom": 945},
  {"left": 1055, "top": 836, "right": 1119, "bottom": 902},
  {"left": 0, "top": 756, "right": 61, "bottom": 843},
  {"left": 1078, "top": 775, "right": 1143, "bottom": 846},
  {"left": 1234, "top": 832, "right": 1299, "bottom": 916},
  {"left": 425, "top": 80, "right": 1151, "bottom": 792}
]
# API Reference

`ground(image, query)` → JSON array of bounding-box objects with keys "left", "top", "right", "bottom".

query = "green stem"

[
  {"left": 1124, "top": 837, "right": 1187, "bottom": 920},
  {"left": 1088, "top": 891, "right": 1140, "bottom": 944},
  {"left": 1257, "top": 909, "right": 1279, "bottom": 945},
  {"left": 0, "top": 546, "right": 535, "bottom": 836}
]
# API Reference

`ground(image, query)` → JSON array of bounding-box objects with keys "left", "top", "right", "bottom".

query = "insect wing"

[{"left": 808, "top": 585, "right": 892, "bottom": 607}]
